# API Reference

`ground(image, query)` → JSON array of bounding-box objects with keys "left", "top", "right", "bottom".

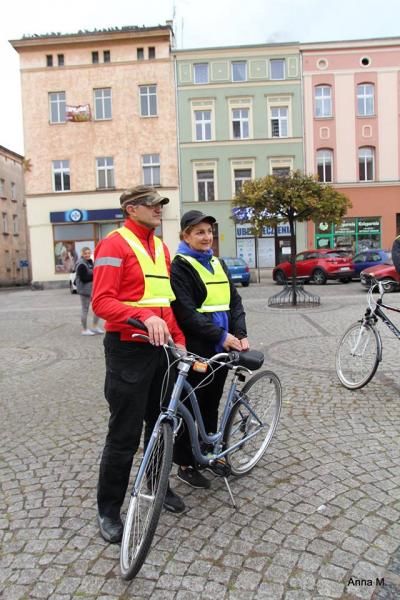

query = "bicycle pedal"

[{"left": 208, "top": 459, "right": 231, "bottom": 477}]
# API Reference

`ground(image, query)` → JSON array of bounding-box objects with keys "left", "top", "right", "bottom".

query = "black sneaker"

[
  {"left": 177, "top": 466, "right": 211, "bottom": 489},
  {"left": 163, "top": 485, "right": 185, "bottom": 513},
  {"left": 97, "top": 514, "right": 123, "bottom": 543}
]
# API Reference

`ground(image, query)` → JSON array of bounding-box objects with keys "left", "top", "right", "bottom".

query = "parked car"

[
  {"left": 360, "top": 259, "right": 400, "bottom": 292},
  {"left": 352, "top": 250, "right": 391, "bottom": 278},
  {"left": 69, "top": 271, "right": 77, "bottom": 294},
  {"left": 221, "top": 257, "right": 250, "bottom": 287},
  {"left": 273, "top": 249, "right": 354, "bottom": 285}
]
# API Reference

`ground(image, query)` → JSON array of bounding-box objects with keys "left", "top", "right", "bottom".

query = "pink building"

[{"left": 302, "top": 38, "right": 400, "bottom": 253}]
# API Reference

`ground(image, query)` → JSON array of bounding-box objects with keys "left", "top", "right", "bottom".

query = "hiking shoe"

[
  {"left": 163, "top": 485, "right": 185, "bottom": 513},
  {"left": 81, "top": 329, "right": 95, "bottom": 336},
  {"left": 177, "top": 466, "right": 211, "bottom": 489},
  {"left": 97, "top": 514, "right": 123, "bottom": 543}
]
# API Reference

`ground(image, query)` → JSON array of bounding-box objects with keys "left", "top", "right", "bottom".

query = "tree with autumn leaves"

[{"left": 232, "top": 170, "right": 352, "bottom": 304}]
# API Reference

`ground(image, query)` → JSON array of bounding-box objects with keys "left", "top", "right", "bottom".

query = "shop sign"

[
  {"left": 335, "top": 219, "right": 356, "bottom": 234},
  {"left": 358, "top": 218, "right": 380, "bottom": 233},
  {"left": 50, "top": 208, "right": 124, "bottom": 223},
  {"left": 236, "top": 223, "right": 290, "bottom": 238}
]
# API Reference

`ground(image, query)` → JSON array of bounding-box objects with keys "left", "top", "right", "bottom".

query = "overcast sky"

[{"left": 2, "top": 0, "right": 400, "bottom": 155}]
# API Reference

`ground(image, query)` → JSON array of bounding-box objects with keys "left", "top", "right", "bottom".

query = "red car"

[
  {"left": 273, "top": 249, "right": 355, "bottom": 285},
  {"left": 360, "top": 261, "right": 400, "bottom": 292}
]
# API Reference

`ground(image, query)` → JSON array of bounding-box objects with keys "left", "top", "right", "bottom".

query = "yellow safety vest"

[
  {"left": 176, "top": 254, "right": 231, "bottom": 312},
  {"left": 114, "top": 226, "right": 175, "bottom": 307}
]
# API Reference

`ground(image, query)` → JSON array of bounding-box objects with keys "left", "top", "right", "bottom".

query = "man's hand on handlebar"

[
  {"left": 239, "top": 337, "right": 250, "bottom": 351},
  {"left": 222, "top": 333, "right": 243, "bottom": 352},
  {"left": 143, "top": 315, "right": 170, "bottom": 346}
]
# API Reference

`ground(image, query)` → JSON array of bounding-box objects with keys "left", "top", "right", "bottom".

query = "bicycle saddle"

[{"left": 234, "top": 350, "right": 264, "bottom": 370}]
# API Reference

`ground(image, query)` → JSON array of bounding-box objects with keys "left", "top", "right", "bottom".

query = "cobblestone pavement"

[{"left": 1, "top": 281, "right": 400, "bottom": 600}]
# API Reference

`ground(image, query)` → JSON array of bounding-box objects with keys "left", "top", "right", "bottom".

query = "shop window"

[{"left": 53, "top": 223, "right": 95, "bottom": 274}]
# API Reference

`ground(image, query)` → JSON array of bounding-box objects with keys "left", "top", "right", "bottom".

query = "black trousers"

[
  {"left": 97, "top": 333, "right": 172, "bottom": 519},
  {"left": 173, "top": 365, "right": 228, "bottom": 467}
]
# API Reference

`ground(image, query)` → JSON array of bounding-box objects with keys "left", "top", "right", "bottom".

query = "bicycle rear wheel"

[
  {"left": 223, "top": 370, "right": 282, "bottom": 476},
  {"left": 336, "top": 321, "right": 381, "bottom": 390},
  {"left": 120, "top": 421, "right": 173, "bottom": 580}
]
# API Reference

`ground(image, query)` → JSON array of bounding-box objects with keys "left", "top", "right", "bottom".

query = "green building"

[{"left": 174, "top": 43, "right": 305, "bottom": 266}]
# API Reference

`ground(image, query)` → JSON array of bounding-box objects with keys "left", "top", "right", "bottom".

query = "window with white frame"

[
  {"left": 232, "top": 108, "right": 249, "bottom": 139},
  {"left": 12, "top": 215, "right": 19, "bottom": 235},
  {"left": 315, "top": 85, "right": 332, "bottom": 117},
  {"left": 234, "top": 168, "right": 252, "bottom": 195},
  {"left": 142, "top": 154, "right": 160, "bottom": 186},
  {"left": 52, "top": 160, "right": 70, "bottom": 192},
  {"left": 272, "top": 166, "right": 290, "bottom": 177},
  {"left": 94, "top": 88, "right": 112, "bottom": 120},
  {"left": 232, "top": 61, "right": 247, "bottom": 82},
  {"left": 49, "top": 91, "right": 66, "bottom": 123},
  {"left": 269, "top": 157, "right": 293, "bottom": 176},
  {"left": 357, "top": 83, "right": 375, "bottom": 116},
  {"left": 11, "top": 182, "right": 16, "bottom": 201},
  {"left": 139, "top": 85, "right": 157, "bottom": 117},
  {"left": 317, "top": 149, "right": 333, "bottom": 182},
  {"left": 270, "top": 59, "right": 285, "bottom": 80},
  {"left": 96, "top": 157, "right": 114, "bottom": 188},
  {"left": 271, "top": 107, "right": 288, "bottom": 137},
  {"left": 2, "top": 213, "right": 8, "bottom": 234},
  {"left": 194, "top": 110, "right": 212, "bottom": 141},
  {"left": 194, "top": 63, "right": 209, "bottom": 84},
  {"left": 197, "top": 170, "right": 215, "bottom": 201},
  {"left": 359, "top": 147, "right": 375, "bottom": 181}
]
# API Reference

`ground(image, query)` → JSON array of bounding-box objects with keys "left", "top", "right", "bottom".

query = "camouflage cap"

[{"left": 120, "top": 185, "right": 169, "bottom": 208}]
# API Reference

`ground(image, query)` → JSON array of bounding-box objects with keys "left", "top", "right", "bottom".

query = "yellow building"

[{"left": 10, "top": 24, "right": 179, "bottom": 286}]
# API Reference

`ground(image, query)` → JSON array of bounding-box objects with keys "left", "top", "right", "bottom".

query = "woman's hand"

[
  {"left": 239, "top": 337, "right": 250, "bottom": 351},
  {"left": 222, "top": 333, "right": 242, "bottom": 351}
]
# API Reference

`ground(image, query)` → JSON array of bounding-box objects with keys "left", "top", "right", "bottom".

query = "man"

[{"left": 92, "top": 185, "right": 186, "bottom": 544}]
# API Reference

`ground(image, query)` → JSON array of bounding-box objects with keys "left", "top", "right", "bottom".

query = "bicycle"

[
  {"left": 119, "top": 318, "right": 282, "bottom": 580},
  {"left": 336, "top": 279, "right": 400, "bottom": 389}
]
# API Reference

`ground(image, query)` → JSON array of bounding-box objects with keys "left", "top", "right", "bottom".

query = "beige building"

[
  {"left": 10, "top": 24, "right": 179, "bottom": 286},
  {"left": 0, "top": 145, "right": 30, "bottom": 286}
]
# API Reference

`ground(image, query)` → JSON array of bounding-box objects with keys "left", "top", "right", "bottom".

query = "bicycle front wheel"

[
  {"left": 336, "top": 322, "right": 381, "bottom": 390},
  {"left": 120, "top": 421, "right": 173, "bottom": 580},
  {"left": 223, "top": 370, "right": 282, "bottom": 476}
]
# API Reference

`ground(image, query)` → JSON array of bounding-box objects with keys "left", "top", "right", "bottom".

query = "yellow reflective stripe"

[{"left": 122, "top": 299, "right": 171, "bottom": 307}]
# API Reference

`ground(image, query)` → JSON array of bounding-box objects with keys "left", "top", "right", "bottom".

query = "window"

[
  {"left": 0, "top": 179, "right": 4, "bottom": 197},
  {"left": 137, "top": 48, "right": 144, "bottom": 60},
  {"left": 317, "top": 149, "right": 333, "bottom": 182},
  {"left": 232, "top": 61, "right": 247, "bottom": 82},
  {"left": 92, "top": 51, "right": 99, "bottom": 64},
  {"left": 139, "top": 85, "right": 157, "bottom": 117},
  {"left": 194, "top": 63, "right": 209, "bottom": 84},
  {"left": 49, "top": 91, "right": 66, "bottom": 124},
  {"left": 103, "top": 50, "right": 110, "bottom": 63},
  {"left": 359, "top": 147, "right": 374, "bottom": 181},
  {"left": 96, "top": 157, "right": 114, "bottom": 189},
  {"left": 234, "top": 169, "right": 252, "bottom": 195},
  {"left": 195, "top": 110, "right": 212, "bottom": 141},
  {"left": 270, "top": 59, "right": 285, "bottom": 80},
  {"left": 357, "top": 83, "right": 374, "bottom": 116},
  {"left": 272, "top": 166, "right": 290, "bottom": 177},
  {"left": 12, "top": 215, "right": 19, "bottom": 235},
  {"left": 232, "top": 108, "right": 249, "bottom": 139},
  {"left": 94, "top": 88, "right": 112, "bottom": 120},
  {"left": 271, "top": 107, "right": 288, "bottom": 137},
  {"left": 46, "top": 55, "right": 53, "bottom": 67},
  {"left": 57, "top": 54, "right": 64, "bottom": 67},
  {"left": 11, "top": 182, "right": 17, "bottom": 201},
  {"left": 197, "top": 171, "right": 215, "bottom": 201},
  {"left": 142, "top": 154, "right": 160, "bottom": 186},
  {"left": 315, "top": 85, "right": 332, "bottom": 117},
  {"left": 52, "top": 160, "right": 70, "bottom": 192},
  {"left": 2, "top": 213, "right": 8, "bottom": 234},
  {"left": 148, "top": 47, "right": 156, "bottom": 59}
]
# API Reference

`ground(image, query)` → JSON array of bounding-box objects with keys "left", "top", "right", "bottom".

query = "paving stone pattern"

[{"left": 1, "top": 282, "right": 400, "bottom": 599}]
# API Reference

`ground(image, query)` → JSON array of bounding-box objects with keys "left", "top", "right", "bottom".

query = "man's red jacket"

[{"left": 92, "top": 218, "right": 185, "bottom": 344}]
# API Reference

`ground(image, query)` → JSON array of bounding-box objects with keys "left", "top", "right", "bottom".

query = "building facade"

[
  {"left": 175, "top": 43, "right": 305, "bottom": 267},
  {"left": 10, "top": 24, "right": 180, "bottom": 286},
  {"left": 302, "top": 37, "right": 400, "bottom": 253},
  {"left": 0, "top": 145, "right": 30, "bottom": 286}
]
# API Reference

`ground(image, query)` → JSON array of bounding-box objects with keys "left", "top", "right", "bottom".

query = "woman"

[
  {"left": 171, "top": 210, "right": 249, "bottom": 489},
  {"left": 75, "top": 247, "right": 104, "bottom": 336}
]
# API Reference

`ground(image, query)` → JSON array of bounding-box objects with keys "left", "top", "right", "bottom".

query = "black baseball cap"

[
  {"left": 180, "top": 210, "right": 216, "bottom": 231},
  {"left": 120, "top": 185, "right": 169, "bottom": 208}
]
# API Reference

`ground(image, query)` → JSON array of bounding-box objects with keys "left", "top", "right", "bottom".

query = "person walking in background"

[
  {"left": 170, "top": 210, "right": 249, "bottom": 489},
  {"left": 392, "top": 233, "right": 400, "bottom": 275},
  {"left": 75, "top": 247, "right": 104, "bottom": 336}
]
